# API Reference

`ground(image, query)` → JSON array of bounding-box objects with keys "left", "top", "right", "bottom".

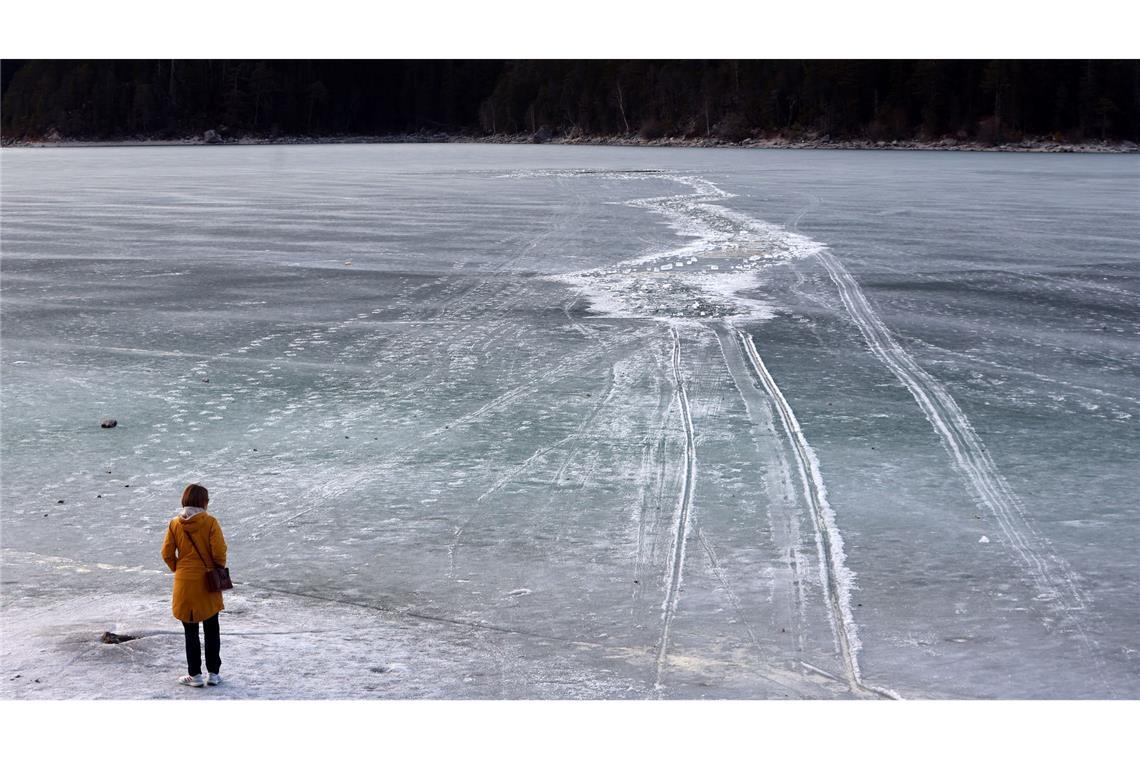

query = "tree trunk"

[{"left": 616, "top": 80, "right": 630, "bottom": 133}]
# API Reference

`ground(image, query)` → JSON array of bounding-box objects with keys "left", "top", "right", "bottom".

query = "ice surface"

[{"left": 1, "top": 145, "right": 1137, "bottom": 699}]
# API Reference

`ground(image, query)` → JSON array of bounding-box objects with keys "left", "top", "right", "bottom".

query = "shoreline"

[{"left": 3, "top": 132, "right": 1138, "bottom": 154}]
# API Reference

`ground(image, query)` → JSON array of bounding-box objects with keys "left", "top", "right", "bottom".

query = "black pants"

[{"left": 183, "top": 613, "right": 221, "bottom": 676}]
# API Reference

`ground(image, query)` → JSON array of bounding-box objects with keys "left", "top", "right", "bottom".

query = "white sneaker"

[
  {"left": 206, "top": 673, "right": 222, "bottom": 686},
  {"left": 179, "top": 674, "right": 205, "bottom": 687}
]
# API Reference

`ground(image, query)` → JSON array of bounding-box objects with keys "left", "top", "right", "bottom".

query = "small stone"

[
  {"left": 57, "top": 500, "right": 64, "bottom": 504},
  {"left": 97, "top": 495, "right": 102, "bottom": 498},
  {"left": 101, "top": 631, "right": 138, "bottom": 644},
  {"left": 124, "top": 484, "right": 130, "bottom": 488},
  {"left": 100, "top": 419, "right": 117, "bottom": 428}
]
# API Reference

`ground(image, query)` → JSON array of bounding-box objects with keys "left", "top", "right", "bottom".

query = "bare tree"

[{"left": 615, "top": 80, "right": 630, "bottom": 134}]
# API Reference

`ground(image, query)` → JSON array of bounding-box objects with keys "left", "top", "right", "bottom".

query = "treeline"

[{"left": 2, "top": 60, "right": 1137, "bottom": 143}]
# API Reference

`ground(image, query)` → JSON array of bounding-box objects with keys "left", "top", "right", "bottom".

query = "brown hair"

[{"left": 181, "top": 483, "right": 209, "bottom": 509}]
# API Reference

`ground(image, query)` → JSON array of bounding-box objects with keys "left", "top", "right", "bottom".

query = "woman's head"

[{"left": 181, "top": 483, "right": 209, "bottom": 510}]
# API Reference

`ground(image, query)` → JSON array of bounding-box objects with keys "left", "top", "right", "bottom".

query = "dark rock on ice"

[
  {"left": 100, "top": 419, "right": 117, "bottom": 428},
  {"left": 100, "top": 632, "right": 138, "bottom": 644},
  {"left": 203, "top": 129, "right": 222, "bottom": 144},
  {"left": 57, "top": 500, "right": 64, "bottom": 504}
]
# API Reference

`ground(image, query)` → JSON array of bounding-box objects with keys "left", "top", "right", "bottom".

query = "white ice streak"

[
  {"left": 654, "top": 325, "right": 698, "bottom": 692},
  {"left": 4, "top": 551, "right": 164, "bottom": 577}
]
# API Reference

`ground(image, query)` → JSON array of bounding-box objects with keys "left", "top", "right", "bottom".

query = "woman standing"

[{"left": 162, "top": 483, "right": 228, "bottom": 687}]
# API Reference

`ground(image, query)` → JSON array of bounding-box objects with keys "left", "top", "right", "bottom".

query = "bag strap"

[{"left": 177, "top": 519, "right": 216, "bottom": 570}]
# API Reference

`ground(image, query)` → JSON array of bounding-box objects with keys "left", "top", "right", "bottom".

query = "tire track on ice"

[
  {"left": 712, "top": 323, "right": 811, "bottom": 663},
  {"left": 653, "top": 325, "right": 698, "bottom": 693},
  {"left": 813, "top": 247, "right": 1103, "bottom": 660},
  {"left": 736, "top": 328, "right": 897, "bottom": 699}
]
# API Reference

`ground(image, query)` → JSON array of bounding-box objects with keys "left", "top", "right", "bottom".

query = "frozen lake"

[{"left": 1, "top": 144, "right": 1137, "bottom": 699}]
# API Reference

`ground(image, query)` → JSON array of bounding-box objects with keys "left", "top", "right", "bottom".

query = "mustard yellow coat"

[{"left": 162, "top": 511, "right": 228, "bottom": 623}]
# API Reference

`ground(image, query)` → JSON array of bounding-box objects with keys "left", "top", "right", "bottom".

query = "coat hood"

[{"left": 177, "top": 507, "right": 211, "bottom": 533}]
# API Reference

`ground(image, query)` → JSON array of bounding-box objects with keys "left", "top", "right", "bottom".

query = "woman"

[{"left": 161, "top": 483, "right": 228, "bottom": 687}]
